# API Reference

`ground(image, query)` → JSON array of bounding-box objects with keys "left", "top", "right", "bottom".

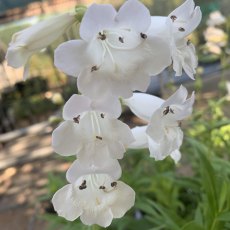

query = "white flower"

[
  {"left": 204, "top": 27, "right": 227, "bottom": 47},
  {"left": 52, "top": 173, "right": 135, "bottom": 227},
  {"left": 55, "top": 0, "right": 171, "bottom": 100},
  {"left": 207, "top": 11, "right": 226, "bottom": 27},
  {"left": 148, "top": 0, "right": 202, "bottom": 79},
  {"left": 6, "top": 13, "right": 75, "bottom": 79},
  {"left": 124, "top": 85, "right": 194, "bottom": 162},
  {"left": 52, "top": 94, "right": 134, "bottom": 163}
]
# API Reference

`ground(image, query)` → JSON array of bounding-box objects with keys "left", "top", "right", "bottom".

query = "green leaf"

[
  {"left": 216, "top": 212, "right": 230, "bottom": 222},
  {"left": 181, "top": 221, "right": 205, "bottom": 230}
]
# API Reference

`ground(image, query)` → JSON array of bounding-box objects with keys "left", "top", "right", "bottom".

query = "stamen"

[
  {"left": 79, "top": 180, "right": 87, "bottom": 190},
  {"left": 119, "top": 37, "right": 124, "bottom": 43},
  {"left": 111, "top": 182, "right": 117, "bottom": 187},
  {"left": 170, "top": 15, "right": 177, "bottom": 22},
  {"left": 100, "top": 113, "right": 105, "bottom": 118},
  {"left": 98, "top": 32, "right": 106, "bottom": 40},
  {"left": 96, "top": 136, "right": 103, "bottom": 140},
  {"left": 178, "top": 27, "right": 185, "bottom": 32},
  {"left": 73, "top": 115, "right": 80, "bottom": 123},
  {"left": 91, "top": 65, "right": 98, "bottom": 72},
  {"left": 140, "top": 33, "right": 147, "bottom": 39},
  {"left": 178, "top": 121, "right": 182, "bottom": 127},
  {"left": 99, "top": 186, "right": 106, "bottom": 189},
  {"left": 163, "top": 106, "right": 174, "bottom": 115},
  {"left": 187, "top": 40, "right": 191, "bottom": 46}
]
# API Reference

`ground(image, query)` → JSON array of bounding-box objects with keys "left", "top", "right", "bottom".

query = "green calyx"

[{"left": 75, "top": 5, "right": 87, "bottom": 22}]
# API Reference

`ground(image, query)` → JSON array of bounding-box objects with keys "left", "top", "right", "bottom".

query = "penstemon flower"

[
  {"left": 52, "top": 173, "right": 135, "bottom": 227},
  {"left": 148, "top": 0, "right": 202, "bottom": 79},
  {"left": 124, "top": 85, "right": 195, "bottom": 162},
  {"left": 52, "top": 94, "right": 134, "bottom": 164},
  {"left": 55, "top": 0, "right": 171, "bottom": 100},
  {"left": 6, "top": 13, "right": 76, "bottom": 79}
]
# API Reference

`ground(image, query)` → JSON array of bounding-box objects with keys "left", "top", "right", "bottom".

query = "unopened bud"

[{"left": 75, "top": 5, "right": 87, "bottom": 22}]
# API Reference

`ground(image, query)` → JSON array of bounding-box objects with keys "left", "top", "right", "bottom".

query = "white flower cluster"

[{"left": 6, "top": 0, "right": 201, "bottom": 227}]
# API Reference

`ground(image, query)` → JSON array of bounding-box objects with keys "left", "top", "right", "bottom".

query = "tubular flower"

[
  {"left": 55, "top": 0, "right": 171, "bottom": 100},
  {"left": 52, "top": 173, "right": 135, "bottom": 227},
  {"left": 52, "top": 94, "right": 134, "bottom": 163},
  {"left": 124, "top": 85, "right": 194, "bottom": 162},
  {"left": 6, "top": 13, "right": 75, "bottom": 79},
  {"left": 148, "top": 0, "right": 202, "bottom": 79}
]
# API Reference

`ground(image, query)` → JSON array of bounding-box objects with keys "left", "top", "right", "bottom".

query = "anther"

[
  {"left": 98, "top": 32, "right": 106, "bottom": 40},
  {"left": 178, "top": 27, "right": 185, "bottom": 32},
  {"left": 79, "top": 180, "right": 87, "bottom": 190},
  {"left": 96, "top": 136, "right": 103, "bottom": 140},
  {"left": 187, "top": 39, "right": 191, "bottom": 46},
  {"left": 99, "top": 186, "right": 106, "bottom": 190},
  {"left": 170, "top": 15, "right": 177, "bottom": 22},
  {"left": 91, "top": 65, "right": 98, "bottom": 72},
  {"left": 111, "top": 182, "right": 117, "bottom": 187},
  {"left": 163, "top": 106, "right": 174, "bottom": 116},
  {"left": 73, "top": 115, "right": 80, "bottom": 123},
  {"left": 100, "top": 113, "right": 105, "bottom": 118},
  {"left": 140, "top": 33, "right": 147, "bottom": 39},
  {"left": 119, "top": 37, "right": 124, "bottom": 43}
]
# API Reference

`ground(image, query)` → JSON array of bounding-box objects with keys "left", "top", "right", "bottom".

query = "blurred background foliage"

[{"left": 0, "top": 0, "right": 230, "bottom": 229}]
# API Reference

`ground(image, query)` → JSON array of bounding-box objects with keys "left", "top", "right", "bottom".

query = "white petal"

[
  {"left": 6, "top": 46, "right": 32, "bottom": 68},
  {"left": 66, "top": 158, "right": 122, "bottom": 183},
  {"left": 129, "top": 126, "right": 148, "bottom": 149},
  {"left": 148, "top": 16, "right": 168, "bottom": 37},
  {"left": 147, "top": 135, "right": 163, "bottom": 160},
  {"left": 169, "top": 0, "right": 195, "bottom": 21},
  {"left": 110, "top": 181, "right": 135, "bottom": 218},
  {"left": 80, "top": 208, "right": 113, "bottom": 227},
  {"left": 52, "top": 184, "right": 82, "bottom": 221},
  {"left": 124, "top": 93, "right": 164, "bottom": 122},
  {"left": 63, "top": 94, "right": 91, "bottom": 120},
  {"left": 91, "top": 96, "right": 122, "bottom": 119},
  {"left": 80, "top": 4, "right": 116, "bottom": 41},
  {"left": 162, "top": 85, "right": 188, "bottom": 107},
  {"left": 116, "top": 0, "right": 151, "bottom": 32},
  {"left": 170, "top": 149, "right": 181, "bottom": 163},
  {"left": 54, "top": 40, "right": 96, "bottom": 77},
  {"left": 52, "top": 121, "right": 81, "bottom": 156},
  {"left": 77, "top": 67, "right": 133, "bottom": 100}
]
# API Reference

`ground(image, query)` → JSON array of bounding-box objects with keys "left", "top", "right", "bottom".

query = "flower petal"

[
  {"left": 52, "top": 184, "right": 82, "bottom": 221},
  {"left": 66, "top": 158, "right": 122, "bottom": 184},
  {"left": 80, "top": 4, "right": 116, "bottom": 41},
  {"left": 169, "top": 0, "right": 195, "bottom": 22},
  {"left": 116, "top": 0, "right": 151, "bottom": 32},
  {"left": 162, "top": 85, "right": 188, "bottom": 107},
  {"left": 52, "top": 121, "right": 81, "bottom": 156},
  {"left": 123, "top": 93, "right": 164, "bottom": 122},
  {"left": 170, "top": 149, "right": 181, "bottom": 163},
  {"left": 54, "top": 40, "right": 87, "bottom": 77},
  {"left": 110, "top": 181, "right": 135, "bottom": 218},
  {"left": 80, "top": 207, "right": 113, "bottom": 227},
  {"left": 129, "top": 126, "right": 148, "bottom": 149},
  {"left": 63, "top": 94, "right": 91, "bottom": 120}
]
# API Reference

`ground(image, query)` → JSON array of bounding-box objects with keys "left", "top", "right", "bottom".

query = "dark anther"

[
  {"left": 187, "top": 39, "right": 191, "bottom": 46},
  {"left": 119, "top": 37, "right": 124, "bottom": 43},
  {"left": 98, "top": 32, "right": 106, "bottom": 40},
  {"left": 170, "top": 15, "right": 177, "bottom": 22},
  {"left": 79, "top": 185, "right": 87, "bottom": 190},
  {"left": 111, "top": 182, "right": 117, "bottom": 187},
  {"left": 79, "top": 180, "right": 87, "bottom": 190},
  {"left": 178, "top": 27, "right": 185, "bottom": 32},
  {"left": 140, "top": 33, "right": 147, "bottom": 39},
  {"left": 99, "top": 186, "right": 106, "bottom": 189},
  {"left": 163, "top": 106, "right": 174, "bottom": 116},
  {"left": 91, "top": 65, "right": 98, "bottom": 72},
  {"left": 100, "top": 113, "right": 105, "bottom": 118},
  {"left": 96, "top": 136, "right": 103, "bottom": 140},
  {"left": 178, "top": 121, "right": 182, "bottom": 127},
  {"left": 73, "top": 115, "right": 80, "bottom": 123}
]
